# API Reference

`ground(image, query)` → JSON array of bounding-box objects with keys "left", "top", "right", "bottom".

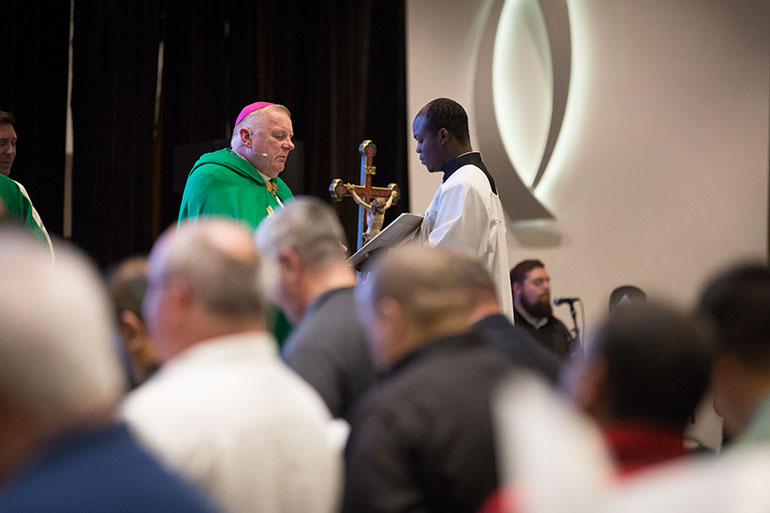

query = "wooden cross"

[{"left": 330, "top": 140, "right": 400, "bottom": 250}]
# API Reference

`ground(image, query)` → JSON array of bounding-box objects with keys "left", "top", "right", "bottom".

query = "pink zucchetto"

[{"left": 234, "top": 101, "right": 275, "bottom": 128}]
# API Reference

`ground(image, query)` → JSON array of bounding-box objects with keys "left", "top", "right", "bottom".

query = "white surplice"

[{"left": 419, "top": 156, "right": 514, "bottom": 320}]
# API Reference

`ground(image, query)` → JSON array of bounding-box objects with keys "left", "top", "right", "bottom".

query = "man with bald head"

[
  {"left": 457, "top": 253, "right": 561, "bottom": 384},
  {"left": 343, "top": 244, "right": 517, "bottom": 513},
  {"left": 178, "top": 102, "right": 296, "bottom": 229},
  {"left": 121, "top": 219, "right": 340, "bottom": 513},
  {"left": 0, "top": 228, "right": 217, "bottom": 513}
]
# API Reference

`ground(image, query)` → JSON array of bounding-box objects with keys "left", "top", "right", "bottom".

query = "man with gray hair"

[
  {"left": 0, "top": 228, "right": 217, "bottom": 513},
  {"left": 121, "top": 219, "right": 341, "bottom": 513},
  {"left": 255, "top": 197, "right": 376, "bottom": 419},
  {"left": 178, "top": 101, "right": 295, "bottom": 230},
  {"left": 343, "top": 244, "right": 517, "bottom": 513}
]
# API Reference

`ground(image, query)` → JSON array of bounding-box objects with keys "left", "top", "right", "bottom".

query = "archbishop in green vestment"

[
  {"left": 178, "top": 147, "right": 293, "bottom": 229},
  {"left": 178, "top": 102, "right": 297, "bottom": 344},
  {"left": 178, "top": 101, "right": 296, "bottom": 229}
]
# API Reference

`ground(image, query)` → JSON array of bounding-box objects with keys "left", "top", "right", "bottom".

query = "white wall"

[{"left": 407, "top": 0, "right": 769, "bottom": 337}]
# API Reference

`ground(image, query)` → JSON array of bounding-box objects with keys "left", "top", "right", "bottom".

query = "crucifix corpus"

[{"left": 329, "top": 140, "right": 400, "bottom": 250}]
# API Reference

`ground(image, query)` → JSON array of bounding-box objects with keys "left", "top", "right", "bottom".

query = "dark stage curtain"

[
  {"left": 71, "top": 1, "right": 163, "bottom": 267},
  {"left": 163, "top": 0, "right": 409, "bottom": 251},
  {"left": 70, "top": 0, "right": 407, "bottom": 268},
  {"left": 0, "top": 1, "right": 70, "bottom": 236}
]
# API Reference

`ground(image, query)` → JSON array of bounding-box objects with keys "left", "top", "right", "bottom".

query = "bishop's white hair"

[
  {"left": 0, "top": 228, "right": 125, "bottom": 432},
  {"left": 230, "top": 104, "right": 292, "bottom": 150}
]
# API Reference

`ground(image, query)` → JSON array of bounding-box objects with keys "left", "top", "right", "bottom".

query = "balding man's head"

[
  {"left": 143, "top": 220, "right": 266, "bottom": 360},
  {"left": 356, "top": 244, "right": 474, "bottom": 368},
  {"left": 0, "top": 228, "right": 124, "bottom": 439},
  {"left": 453, "top": 252, "right": 500, "bottom": 309}
]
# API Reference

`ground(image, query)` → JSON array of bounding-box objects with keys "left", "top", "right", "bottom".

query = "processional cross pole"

[{"left": 329, "top": 140, "right": 400, "bottom": 251}]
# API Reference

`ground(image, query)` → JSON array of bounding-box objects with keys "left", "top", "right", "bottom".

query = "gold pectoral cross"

[{"left": 265, "top": 180, "right": 285, "bottom": 209}]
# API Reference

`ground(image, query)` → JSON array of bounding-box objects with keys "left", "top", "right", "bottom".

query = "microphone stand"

[{"left": 567, "top": 301, "right": 581, "bottom": 358}]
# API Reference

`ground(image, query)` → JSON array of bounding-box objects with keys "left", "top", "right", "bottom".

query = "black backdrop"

[
  {"left": 3, "top": 0, "right": 407, "bottom": 268},
  {"left": 0, "top": 1, "right": 71, "bottom": 237}
]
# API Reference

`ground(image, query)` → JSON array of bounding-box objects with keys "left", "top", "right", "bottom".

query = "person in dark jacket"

[{"left": 343, "top": 244, "right": 518, "bottom": 513}]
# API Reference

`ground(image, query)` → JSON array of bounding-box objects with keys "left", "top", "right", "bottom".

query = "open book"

[{"left": 348, "top": 213, "right": 424, "bottom": 268}]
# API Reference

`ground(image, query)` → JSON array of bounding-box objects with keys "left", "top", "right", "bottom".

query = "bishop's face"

[
  {"left": 412, "top": 114, "right": 444, "bottom": 173},
  {"left": 244, "top": 108, "right": 296, "bottom": 179}
]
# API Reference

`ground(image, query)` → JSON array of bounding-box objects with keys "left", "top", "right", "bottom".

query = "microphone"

[
  {"left": 553, "top": 297, "right": 579, "bottom": 306},
  {"left": 258, "top": 152, "right": 269, "bottom": 157}
]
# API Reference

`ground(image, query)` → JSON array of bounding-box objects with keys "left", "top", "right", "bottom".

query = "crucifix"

[{"left": 330, "top": 140, "right": 400, "bottom": 250}]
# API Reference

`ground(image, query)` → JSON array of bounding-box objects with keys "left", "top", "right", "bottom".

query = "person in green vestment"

[
  {"left": 178, "top": 101, "right": 295, "bottom": 229},
  {"left": 0, "top": 173, "right": 46, "bottom": 242},
  {"left": 178, "top": 101, "right": 297, "bottom": 343},
  {"left": 1, "top": 111, "right": 54, "bottom": 256}
]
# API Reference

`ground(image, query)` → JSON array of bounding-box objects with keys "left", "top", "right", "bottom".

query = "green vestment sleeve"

[{"left": 0, "top": 174, "right": 48, "bottom": 243}]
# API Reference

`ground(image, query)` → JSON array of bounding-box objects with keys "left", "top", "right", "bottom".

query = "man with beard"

[{"left": 510, "top": 259, "right": 574, "bottom": 360}]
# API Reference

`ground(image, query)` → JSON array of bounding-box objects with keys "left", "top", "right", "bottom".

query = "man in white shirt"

[
  {"left": 413, "top": 98, "right": 513, "bottom": 319},
  {"left": 121, "top": 219, "right": 341, "bottom": 513}
]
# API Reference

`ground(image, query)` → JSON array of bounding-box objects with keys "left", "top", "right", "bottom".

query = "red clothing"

[
  {"left": 477, "top": 422, "right": 687, "bottom": 513},
  {"left": 603, "top": 421, "right": 686, "bottom": 476}
]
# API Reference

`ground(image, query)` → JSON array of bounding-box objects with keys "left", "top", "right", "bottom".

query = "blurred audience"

[
  {"left": 255, "top": 197, "right": 376, "bottom": 419},
  {"left": 566, "top": 303, "right": 712, "bottom": 474},
  {"left": 458, "top": 253, "right": 562, "bottom": 383},
  {"left": 343, "top": 245, "right": 517, "bottom": 513},
  {"left": 0, "top": 228, "right": 217, "bottom": 513},
  {"left": 698, "top": 262, "right": 770, "bottom": 444},
  {"left": 106, "top": 256, "right": 159, "bottom": 388},
  {"left": 121, "top": 219, "right": 340, "bottom": 513}
]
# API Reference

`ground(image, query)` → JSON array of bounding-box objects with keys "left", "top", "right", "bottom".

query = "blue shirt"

[{"left": 0, "top": 423, "right": 219, "bottom": 513}]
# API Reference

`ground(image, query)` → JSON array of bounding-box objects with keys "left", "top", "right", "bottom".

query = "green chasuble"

[
  {"left": 178, "top": 148, "right": 294, "bottom": 230},
  {"left": 178, "top": 148, "right": 295, "bottom": 343},
  {"left": 0, "top": 174, "right": 47, "bottom": 242}
]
